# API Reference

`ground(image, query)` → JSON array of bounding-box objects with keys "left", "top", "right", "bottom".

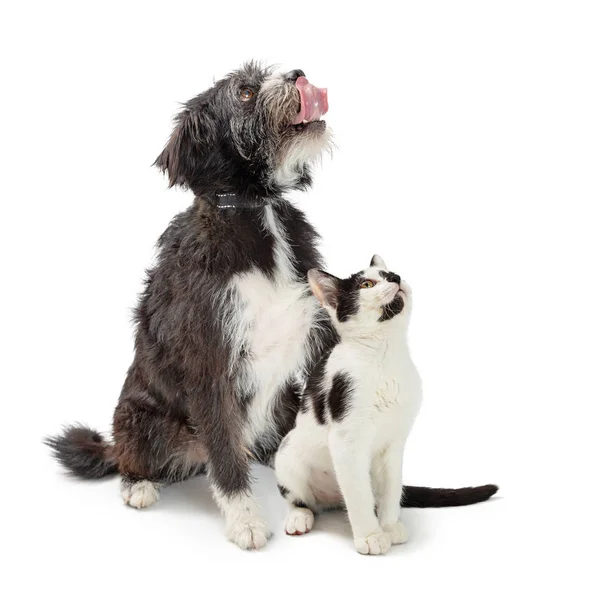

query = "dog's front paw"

[
  {"left": 354, "top": 531, "right": 392, "bottom": 555},
  {"left": 382, "top": 521, "right": 409, "bottom": 544},
  {"left": 226, "top": 516, "right": 271, "bottom": 550},
  {"left": 121, "top": 480, "right": 160, "bottom": 509}
]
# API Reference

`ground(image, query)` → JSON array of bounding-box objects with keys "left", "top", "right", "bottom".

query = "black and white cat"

[{"left": 275, "top": 256, "right": 421, "bottom": 554}]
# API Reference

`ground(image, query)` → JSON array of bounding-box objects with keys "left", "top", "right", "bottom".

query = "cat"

[{"left": 275, "top": 255, "right": 421, "bottom": 554}]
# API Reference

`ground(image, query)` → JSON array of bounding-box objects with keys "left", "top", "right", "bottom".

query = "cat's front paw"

[
  {"left": 382, "top": 521, "right": 409, "bottom": 544},
  {"left": 354, "top": 531, "right": 392, "bottom": 555},
  {"left": 285, "top": 507, "right": 314, "bottom": 535}
]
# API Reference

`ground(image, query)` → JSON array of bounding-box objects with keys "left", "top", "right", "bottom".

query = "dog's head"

[{"left": 154, "top": 62, "right": 331, "bottom": 197}]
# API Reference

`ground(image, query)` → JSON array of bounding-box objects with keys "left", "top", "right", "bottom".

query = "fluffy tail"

[
  {"left": 44, "top": 424, "right": 118, "bottom": 479},
  {"left": 402, "top": 484, "right": 499, "bottom": 508}
]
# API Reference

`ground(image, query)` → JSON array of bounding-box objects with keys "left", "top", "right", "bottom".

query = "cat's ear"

[
  {"left": 370, "top": 254, "right": 388, "bottom": 270},
  {"left": 308, "top": 269, "right": 340, "bottom": 309}
]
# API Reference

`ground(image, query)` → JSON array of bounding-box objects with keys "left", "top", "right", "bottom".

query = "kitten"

[{"left": 275, "top": 255, "right": 421, "bottom": 555}]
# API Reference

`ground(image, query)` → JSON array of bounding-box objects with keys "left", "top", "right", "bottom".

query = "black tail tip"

[
  {"left": 481, "top": 484, "right": 499, "bottom": 498},
  {"left": 451, "top": 483, "right": 500, "bottom": 506}
]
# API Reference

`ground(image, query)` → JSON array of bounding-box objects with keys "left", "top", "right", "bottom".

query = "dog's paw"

[
  {"left": 354, "top": 531, "right": 392, "bottom": 555},
  {"left": 121, "top": 480, "right": 160, "bottom": 509},
  {"left": 285, "top": 507, "right": 314, "bottom": 535},
  {"left": 383, "top": 521, "right": 409, "bottom": 544},
  {"left": 226, "top": 516, "right": 271, "bottom": 550}
]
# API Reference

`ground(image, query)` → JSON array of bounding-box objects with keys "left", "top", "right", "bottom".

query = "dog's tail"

[
  {"left": 402, "top": 484, "right": 499, "bottom": 507},
  {"left": 44, "top": 424, "right": 118, "bottom": 479}
]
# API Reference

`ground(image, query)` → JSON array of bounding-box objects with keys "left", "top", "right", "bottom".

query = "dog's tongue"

[{"left": 293, "top": 76, "right": 328, "bottom": 125}]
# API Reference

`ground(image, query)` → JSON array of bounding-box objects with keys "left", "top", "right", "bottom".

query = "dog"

[{"left": 46, "top": 62, "right": 498, "bottom": 550}]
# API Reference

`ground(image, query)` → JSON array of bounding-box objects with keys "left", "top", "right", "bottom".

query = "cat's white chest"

[
  {"left": 373, "top": 359, "right": 422, "bottom": 445},
  {"left": 346, "top": 345, "right": 422, "bottom": 447},
  {"left": 374, "top": 376, "right": 402, "bottom": 410}
]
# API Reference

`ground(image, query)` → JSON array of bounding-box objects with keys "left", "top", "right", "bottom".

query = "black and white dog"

[{"left": 46, "top": 63, "right": 497, "bottom": 550}]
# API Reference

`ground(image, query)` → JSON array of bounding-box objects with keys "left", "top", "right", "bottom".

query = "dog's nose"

[{"left": 285, "top": 69, "right": 306, "bottom": 82}]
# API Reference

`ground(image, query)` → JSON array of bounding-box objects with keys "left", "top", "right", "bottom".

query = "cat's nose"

[{"left": 285, "top": 69, "right": 306, "bottom": 82}]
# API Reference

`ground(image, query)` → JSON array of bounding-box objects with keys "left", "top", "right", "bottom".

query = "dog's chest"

[
  {"left": 227, "top": 206, "right": 319, "bottom": 439},
  {"left": 233, "top": 272, "right": 317, "bottom": 385}
]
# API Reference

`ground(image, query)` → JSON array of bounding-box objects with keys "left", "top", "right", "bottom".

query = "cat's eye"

[
  {"left": 240, "top": 87, "right": 255, "bottom": 101},
  {"left": 360, "top": 280, "right": 375, "bottom": 289}
]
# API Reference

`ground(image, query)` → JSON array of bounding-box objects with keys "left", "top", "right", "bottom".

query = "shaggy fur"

[{"left": 45, "top": 62, "right": 497, "bottom": 550}]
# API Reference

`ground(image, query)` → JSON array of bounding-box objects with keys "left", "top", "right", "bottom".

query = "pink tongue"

[{"left": 293, "top": 76, "right": 329, "bottom": 125}]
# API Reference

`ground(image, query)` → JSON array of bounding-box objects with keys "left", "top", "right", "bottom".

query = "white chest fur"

[
  {"left": 329, "top": 338, "right": 422, "bottom": 447},
  {"left": 226, "top": 206, "right": 320, "bottom": 445}
]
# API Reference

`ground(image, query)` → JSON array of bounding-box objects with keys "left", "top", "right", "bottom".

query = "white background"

[{"left": 1, "top": 1, "right": 598, "bottom": 598}]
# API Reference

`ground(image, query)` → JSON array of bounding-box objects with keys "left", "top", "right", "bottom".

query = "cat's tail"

[
  {"left": 402, "top": 484, "right": 499, "bottom": 507},
  {"left": 44, "top": 424, "right": 118, "bottom": 479}
]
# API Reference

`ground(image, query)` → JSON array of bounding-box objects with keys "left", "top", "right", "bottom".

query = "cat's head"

[{"left": 308, "top": 255, "right": 412, "bottom": 334}]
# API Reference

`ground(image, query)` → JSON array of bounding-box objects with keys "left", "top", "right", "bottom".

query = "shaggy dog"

[{"left": 46, "top": 63, "right": 497, "bottom": 550}]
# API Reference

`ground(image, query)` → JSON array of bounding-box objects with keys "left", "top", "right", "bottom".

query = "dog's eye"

[
  {"left": 240, "top": 87, "right": 255, "bottom": 101},
  {"left": 360, "top": 280, "right": 375, "bottom": 289}
]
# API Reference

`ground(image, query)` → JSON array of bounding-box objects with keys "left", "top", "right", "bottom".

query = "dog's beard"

[{"left": 273, "top": 125, "right": 333, "bottom": 187}]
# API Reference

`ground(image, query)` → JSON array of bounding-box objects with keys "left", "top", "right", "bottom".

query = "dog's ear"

[
  {"left": 308, "top": 269, "right": 340, "bottom": 309},
  {"left": 370, "top": 254, "right": 388, "bottom": 270},
  {"left": 154, "top": 109, "right": 210, "bottom": 188}
]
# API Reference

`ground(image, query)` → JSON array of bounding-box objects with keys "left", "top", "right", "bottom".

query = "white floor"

[
  {"left": 7, "top": 442, "right": 505, "bottom": 599},
  {"left": 6, "top": 401, "right": 595, "bottom": 600}
]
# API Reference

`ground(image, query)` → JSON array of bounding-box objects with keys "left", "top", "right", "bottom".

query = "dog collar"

[{"left": 210, "top": 193, "right": 266, "bottom": 210}]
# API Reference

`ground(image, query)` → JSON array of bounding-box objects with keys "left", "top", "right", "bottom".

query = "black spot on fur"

[
  {"left": 293, "top": 499, "right": 310, "bottom": 510},
  {"left": 305, "top": 352, "right": 331, "bottom": 425},
  {"left": 379, "top": 270, "right": 400, "bottom": 284},
  {"left": 300, "top": 314, "right": 339, "bottom": 417},
  {"left": 329, "top": 372, "right": 354, "bottom": 421},
  {"left": 278, "top": 484, "right": 290, "bottom": 498},
  {"left": 379, "top": 296, "right": 404, "bottom": 321},
  {"left": 336, "top": 273, "right": 361, "bottom": 322}
]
